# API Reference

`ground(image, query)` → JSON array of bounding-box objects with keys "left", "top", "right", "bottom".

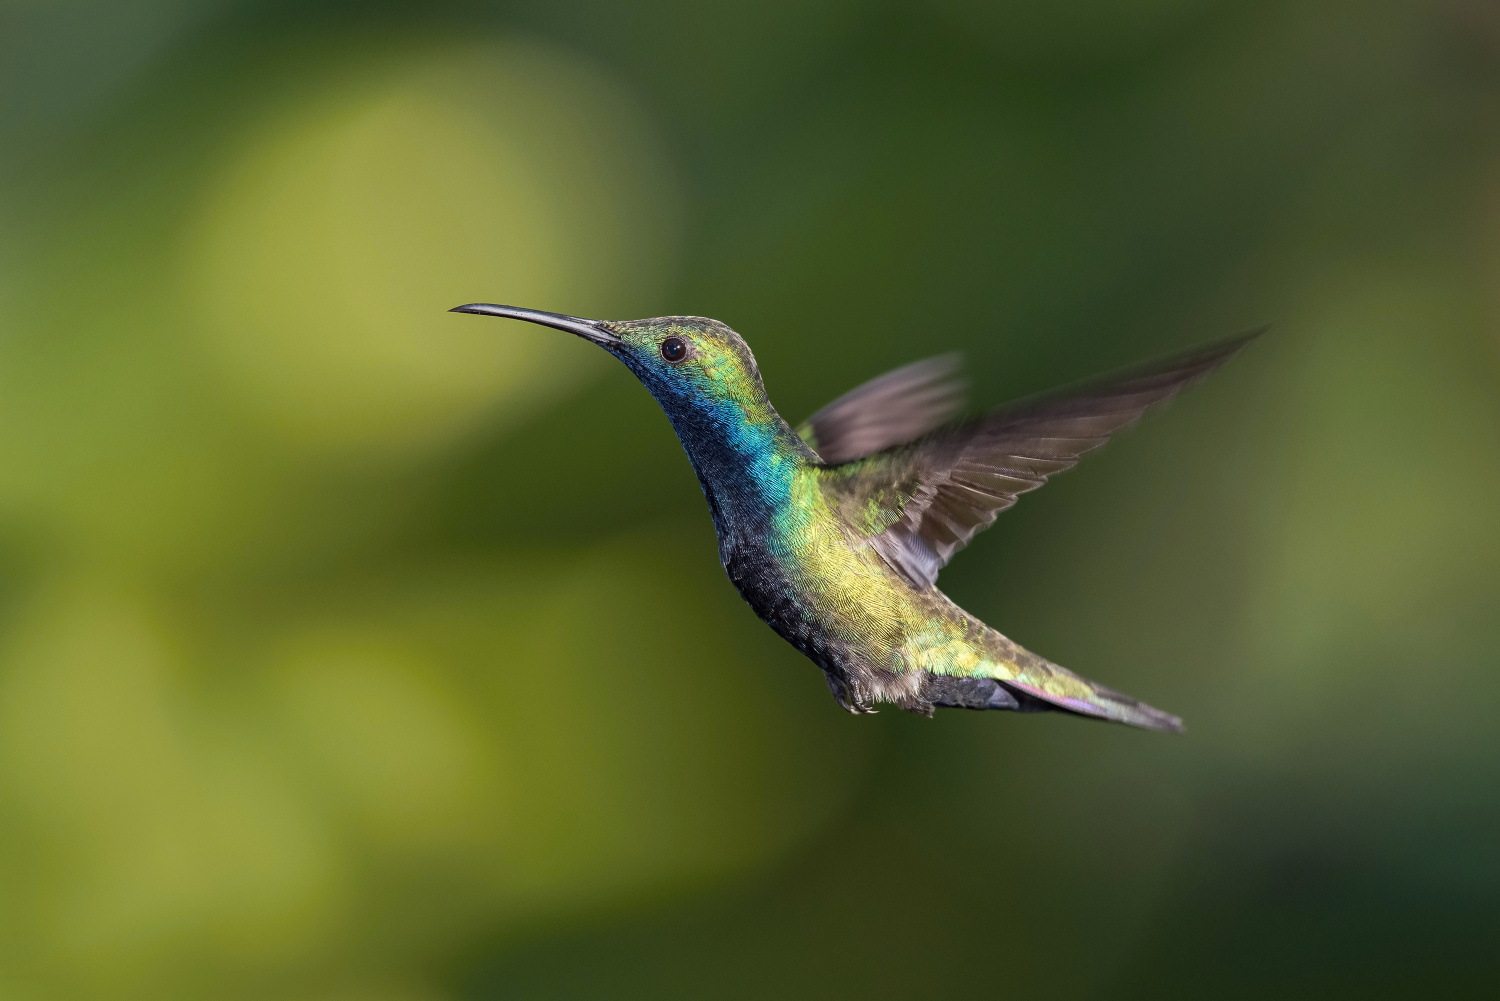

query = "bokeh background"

[{"left": 1, "top": 1, "right": 1498, "bottom": 998}]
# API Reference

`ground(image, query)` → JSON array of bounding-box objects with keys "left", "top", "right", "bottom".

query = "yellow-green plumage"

[{"left": 452, "top": 302, "right": 1261, "bottom": 731}]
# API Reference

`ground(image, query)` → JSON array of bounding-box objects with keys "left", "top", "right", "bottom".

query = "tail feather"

[
  {"left": 999, "top": 677, "right": 1184, "bottom": 733},
  {"left": 926, "top": 673, "right": 1183, "bottom": 732},
  {"left": 922, "top": 645, "right": 1185, "bottom": 733}
]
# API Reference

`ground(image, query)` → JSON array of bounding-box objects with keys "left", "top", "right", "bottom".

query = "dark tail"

[{"left": 923, "top": 673, "right": 1184, "bottom": 733}]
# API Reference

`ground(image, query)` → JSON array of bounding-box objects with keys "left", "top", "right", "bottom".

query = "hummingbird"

[{"left": 452, "top": 303, "right": 1260, "bottom": 732}]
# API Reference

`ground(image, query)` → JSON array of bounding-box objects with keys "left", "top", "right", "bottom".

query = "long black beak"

[{"left": 449, "top": 303, "right": 623, "bottom": 346}]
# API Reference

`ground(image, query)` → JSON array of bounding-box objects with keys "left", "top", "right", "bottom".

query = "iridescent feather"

[{"left": 451, "top": 302, "right": 1262, "bottom": 732}]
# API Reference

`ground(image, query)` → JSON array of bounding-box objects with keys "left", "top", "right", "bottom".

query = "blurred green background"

[{"left": 1, "top": 1, "right": 1498, "bottom": 998}]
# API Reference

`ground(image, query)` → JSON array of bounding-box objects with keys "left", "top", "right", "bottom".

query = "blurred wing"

[
  {"left": 797, "top": 354, "right": 965, "bottom": 463},
  {"left": 825, "top": 329, "right": 1265, "bottom": 587}
]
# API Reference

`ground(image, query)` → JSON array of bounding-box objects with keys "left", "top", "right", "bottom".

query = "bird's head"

[{"left": 450, "top": 303, "right": 771, "bottom": 420}]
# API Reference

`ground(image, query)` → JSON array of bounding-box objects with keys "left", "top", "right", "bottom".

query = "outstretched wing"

[
  {"left": 822, "top": 329, "right": 1265, "bottom": 588},
  {"left": 796, "top": 354, "right": 965, "bottom": 463}
]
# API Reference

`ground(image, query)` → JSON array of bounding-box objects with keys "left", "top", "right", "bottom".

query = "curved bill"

[{"left": 449, "top": 303, "right": 622, "bottom": 346}]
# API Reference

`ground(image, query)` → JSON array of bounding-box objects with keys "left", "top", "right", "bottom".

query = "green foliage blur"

[{"left": 1, "top": 1, "right": 1497, "bottom": 998}]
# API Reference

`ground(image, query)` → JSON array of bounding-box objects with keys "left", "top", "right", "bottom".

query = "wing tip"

[{"left": 1200, "top": 322, "right": 1271, "bottom": 364}]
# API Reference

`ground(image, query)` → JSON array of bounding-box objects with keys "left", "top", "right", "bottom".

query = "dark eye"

[{"left": 660, "top": 336, "right": 688, "bottom": 363}]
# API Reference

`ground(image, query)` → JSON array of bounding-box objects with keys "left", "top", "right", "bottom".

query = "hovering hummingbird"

[{"left": 452, "top": 303, "right": 1260, "bottom": 732}]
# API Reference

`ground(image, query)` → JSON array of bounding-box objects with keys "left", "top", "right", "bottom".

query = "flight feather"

[
  {"left": 820, "top": 329, "right": 1265, "bottom": 587},
  {"left": 796, "top": 354, "right": 965, "bottom": 463}
]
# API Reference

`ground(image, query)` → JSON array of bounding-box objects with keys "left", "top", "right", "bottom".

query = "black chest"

[
  {"left": 719, "top": 536, "right": 850, "bottom": 678},
  {"left": 691, "top": 452, "right": 853, "bottom": 677}
]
